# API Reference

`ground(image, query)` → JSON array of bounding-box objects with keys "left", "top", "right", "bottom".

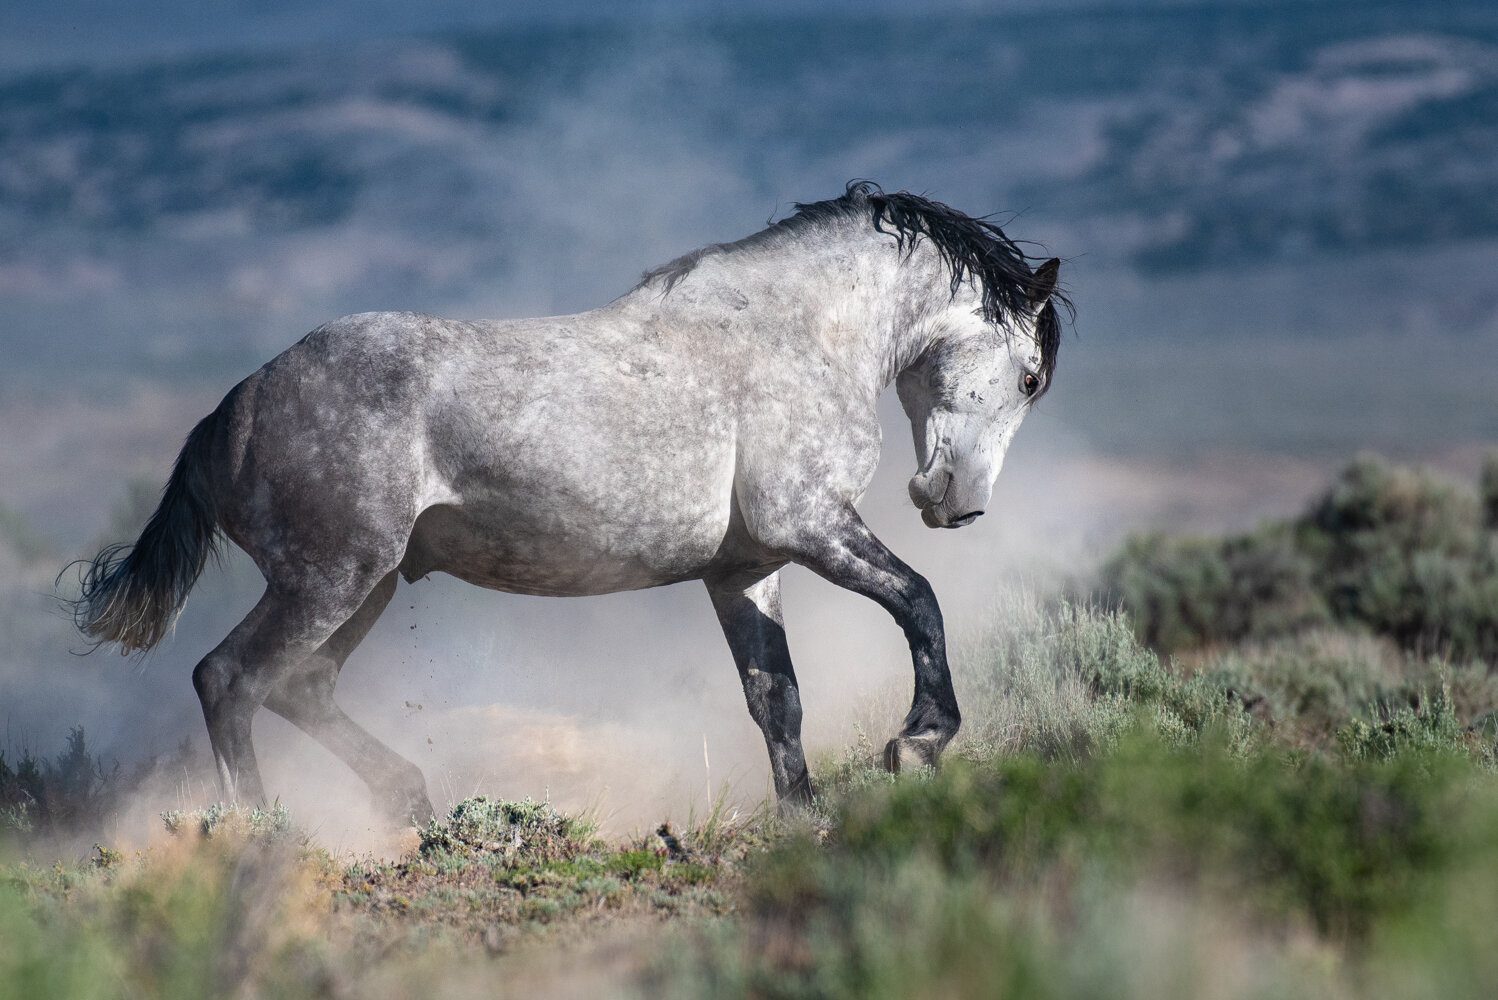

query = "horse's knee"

[
  {"left": 193, "top": 649, "right": 274, "bottom": 728},
  {"left": 897, "top": 573, "right": 945, "bottom": 648}
]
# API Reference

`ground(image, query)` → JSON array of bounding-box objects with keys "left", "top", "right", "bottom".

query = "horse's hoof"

[
  {"left": 883, "top": 737, "right": 903, "bottom": 773},
  {"left": 383, "top": 793, "right": 437, "bottom": 830},
  {"left": 776, "top": 787, "right": 818, "bottom": 818},
  {"left": 883, "top": 733, "right": 945, "bottom": 774}
]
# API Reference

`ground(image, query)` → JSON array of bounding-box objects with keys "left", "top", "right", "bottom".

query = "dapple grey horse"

[{"left": 71, "top": 182, "right": 1068, "bottom": 824}]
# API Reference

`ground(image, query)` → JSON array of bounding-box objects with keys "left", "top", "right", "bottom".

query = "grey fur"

[{"left": 70, "top": 185, "right": 1064, "bottom": 822}]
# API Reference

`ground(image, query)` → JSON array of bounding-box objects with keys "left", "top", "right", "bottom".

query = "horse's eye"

[{"left": 1021, "top": 372, "right": 1040, "bottom": 396}]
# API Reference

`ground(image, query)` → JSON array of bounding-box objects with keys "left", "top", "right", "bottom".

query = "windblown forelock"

[{"left": 1032, "top": 297, "right": 1063, "bottom": 401}]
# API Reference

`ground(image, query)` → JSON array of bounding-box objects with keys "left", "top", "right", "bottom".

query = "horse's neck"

[{"left": 620, "top": 225, "right": 944, "bottom": 396}]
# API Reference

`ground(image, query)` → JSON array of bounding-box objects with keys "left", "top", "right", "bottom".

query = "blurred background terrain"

[{"left": 2, "top": 0, "right": 1496, "bottom": 844}]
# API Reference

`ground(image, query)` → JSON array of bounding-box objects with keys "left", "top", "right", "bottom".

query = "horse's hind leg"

[
  {"left": 706, "top": 570, "right": 814, "bottom": 807},
  {"left": 263, "top": 571, "right": 436, "bottom": 826},
  {"left": 192, "top": 567, "right": 390, "bottom": 807}
]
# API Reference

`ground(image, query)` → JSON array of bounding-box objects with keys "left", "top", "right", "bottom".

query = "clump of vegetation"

[
  {"left": 1, "top": 728, "right": 116, "bottom": 839},
  {"left": 1196, "top": 628, "right": 1498, "bottom": 749},
  {"left": 0, "top": 756, "right": 38, "bottom": 834},
  {"left": 1101, "top": 454, "right": 1498, "bottom": 661},
  {"left": 952, "top": 595, "right": 1252, "bottom": 763},
  {"left": 161, "top": 801, "right": 295, "bottom": 842},
  {"left": 1100, "top": 527, "right": 1327, "bottom": 650},
  {"left": 1334, "top": 684, "right": 1473, "bottom": 763},
  {"left": 335, "top": 796, "right": 743, "bottom": 957},
  {"left": 416, "top": 796, "right": 593, "bottom": 863}
]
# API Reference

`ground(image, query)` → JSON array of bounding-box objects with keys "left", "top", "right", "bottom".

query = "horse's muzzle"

[
  {"left": 922, "top": 507, "right": 983, "bottom": 529},
  {"left": 919, "top": 505, "right": 984, "bottom": 529},
  {"left": 911, "top": 467, "right": 985, "bottom": 528}
]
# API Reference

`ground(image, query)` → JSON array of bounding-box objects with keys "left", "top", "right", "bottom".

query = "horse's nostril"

[
  {"left": 961, "top": 510, "right": 984, "bottom": 520},
  {"left": 908, "top": 468, "right": 952, "bottom": 508}
]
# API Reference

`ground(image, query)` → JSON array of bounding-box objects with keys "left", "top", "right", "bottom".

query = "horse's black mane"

[{"left": 638, "top": 181, "right": 1071, "bottom": 396}]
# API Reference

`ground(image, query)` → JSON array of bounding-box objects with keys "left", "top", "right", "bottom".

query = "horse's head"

[{"left": 898, "top": 258, "right": 1061, "bottom": 529}]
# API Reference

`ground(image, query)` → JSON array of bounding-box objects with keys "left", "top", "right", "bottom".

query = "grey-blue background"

[{"left": 3, "top": 1, "right": 1495, "bottom": 840}]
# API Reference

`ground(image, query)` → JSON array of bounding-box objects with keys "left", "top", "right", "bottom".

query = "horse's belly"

[{"left": 402, "top": 499, "right": 728, "bottom": 597}]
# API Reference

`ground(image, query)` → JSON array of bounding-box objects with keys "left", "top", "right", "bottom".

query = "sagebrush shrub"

[{"left": 1102, "top": 455, "right": 1498, "bottom": 662}]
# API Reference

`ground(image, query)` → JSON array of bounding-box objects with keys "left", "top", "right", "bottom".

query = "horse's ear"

[{"left": 1031, "top": 258, "right": 1060, "bottom": 306}]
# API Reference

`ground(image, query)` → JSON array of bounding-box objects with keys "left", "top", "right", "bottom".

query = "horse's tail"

[{"left": 67, "top": 406, "right": 225, "bottom": 654}]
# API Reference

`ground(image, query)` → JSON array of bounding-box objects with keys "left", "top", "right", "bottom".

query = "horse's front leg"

[
  {"left": 705, "top": 570, "right": 815, "bottom": 807},
  {"left": 792, "top": 506, "right": 959, "bottom": 772}
]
